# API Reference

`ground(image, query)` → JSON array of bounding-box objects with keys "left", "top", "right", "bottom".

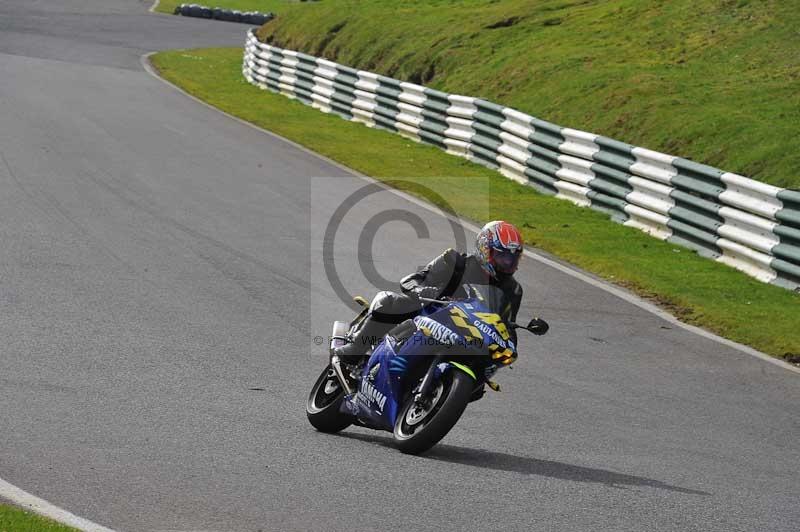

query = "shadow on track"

[{"left": 337, "top": 432, "right": 710, "bottom": 496}]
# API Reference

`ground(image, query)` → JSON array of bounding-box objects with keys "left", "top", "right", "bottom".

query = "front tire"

[
  {"left": 306, "top": 365, "right": 352, "bottom": 433},
  {"left": 393, "top": 369, "right": 473, "bottom": 455}
]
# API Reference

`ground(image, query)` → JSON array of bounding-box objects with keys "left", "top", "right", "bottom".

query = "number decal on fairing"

[{"left": 448, "top": 307, "right": 482, "bottom": 341}]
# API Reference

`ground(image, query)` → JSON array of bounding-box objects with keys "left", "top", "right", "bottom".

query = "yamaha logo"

[{"left": 359, "top": 379, "right": 387, "bottom": 413}]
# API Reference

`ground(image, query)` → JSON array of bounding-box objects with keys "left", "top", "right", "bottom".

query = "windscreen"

[{"left": 462, "top": 283, "right": 511, "bottom": 317}]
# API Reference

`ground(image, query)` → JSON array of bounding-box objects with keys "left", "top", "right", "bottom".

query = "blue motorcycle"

[{"left": 306, "top": 284, "right": 548, "bottom": 455}]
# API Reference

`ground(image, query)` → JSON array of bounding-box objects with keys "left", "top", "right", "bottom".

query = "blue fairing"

[
  {"left": 339, "top": 285, "right": 517, "bottom": 431},
  {"left": 343, "top": 337, "right": 402, "bottom": 430},
  {"left": 340, "top": 329, "right": 442, "bottom": 430}
]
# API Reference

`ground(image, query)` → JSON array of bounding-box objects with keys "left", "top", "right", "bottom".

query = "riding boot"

[{"left": 333, "top": 314, "right": 394, "bottom": 364}]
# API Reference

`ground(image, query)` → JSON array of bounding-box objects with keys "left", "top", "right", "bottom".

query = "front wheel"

[
  {"left": 306, "top": 365, "right": 352, "bottom": 433},
  {"left": 393, "top": 369, "right": 474, "bottom": 455}
]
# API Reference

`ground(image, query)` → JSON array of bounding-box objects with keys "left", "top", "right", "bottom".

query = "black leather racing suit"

[{"left": 338, "top": 248, "right": 523, "bottom": 359}]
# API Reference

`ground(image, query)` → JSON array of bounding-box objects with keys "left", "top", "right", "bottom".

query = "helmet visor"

[{"left": 492, "top": 249, "right": 521, "bottom": 274}]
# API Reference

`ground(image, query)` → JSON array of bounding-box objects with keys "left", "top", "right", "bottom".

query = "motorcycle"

[{"left": 306, "top": 283, "right": 549, "bottom": 455}]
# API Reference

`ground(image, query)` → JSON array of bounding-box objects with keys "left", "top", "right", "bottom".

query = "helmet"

[{"left": 475, "top": 221, "right": 523, "bottom": 278}]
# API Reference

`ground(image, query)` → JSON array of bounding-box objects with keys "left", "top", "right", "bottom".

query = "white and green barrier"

[{"left": 241, "top": 30, "right": 800, "bottom": 290}]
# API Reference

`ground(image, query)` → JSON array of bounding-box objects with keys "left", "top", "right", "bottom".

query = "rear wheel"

[
  {"left": 306, "top": 365, "right": 352, "bottom": 433},
  {"left": 393, "top": 369, "right": 473, "bottom": 455}
]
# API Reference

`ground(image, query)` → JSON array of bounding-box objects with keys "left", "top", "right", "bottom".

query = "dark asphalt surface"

[{"left": 1, "top": 1, "right": 798, "bottom": 531}]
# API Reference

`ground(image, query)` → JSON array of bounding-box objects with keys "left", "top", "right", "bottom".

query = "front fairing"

[
  {"left": 344, "top": 338, "right": 404, "bottom": 431},
  {"left": 422, "top": 284, "right": 518, "bottom": 363}
]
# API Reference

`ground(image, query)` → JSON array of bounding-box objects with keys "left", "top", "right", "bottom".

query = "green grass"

[
  {"left": 162, "top": 0, "right": 800, "bottom": 189},
  {"left": 0, "top": 504, "right": 78, "bottom": 531},
  {"left": 149, "top": 47, "right": 800, "bottom": 361}
]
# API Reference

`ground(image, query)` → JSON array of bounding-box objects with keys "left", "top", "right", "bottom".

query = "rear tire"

[
  {"left": 306, "top": 365, "right": 352, "bottom": 433},
  {"left": 393, "top": 369, "right": 473, "bottom": 455}
]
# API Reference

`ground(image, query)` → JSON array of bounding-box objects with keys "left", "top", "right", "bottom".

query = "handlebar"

[{"left": 417, "top": 296, "right": 450, "bottom": 305}]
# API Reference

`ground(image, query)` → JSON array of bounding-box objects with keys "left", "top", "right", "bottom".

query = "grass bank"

[
  {"left": 150, "top": 48, "right": 799, "bottom": 362},
  {"left": 158, "top": 0, "right": 800, "bottom": 189},
  {"left": 0, "top": 503, "right": 78, "bottom": 531}
]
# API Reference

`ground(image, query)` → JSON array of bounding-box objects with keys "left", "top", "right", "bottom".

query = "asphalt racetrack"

[{"left": 1, "top": 1, "right": 798, "bottom": 531}]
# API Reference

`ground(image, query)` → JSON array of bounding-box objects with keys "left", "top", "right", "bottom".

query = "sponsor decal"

[
  {"left": 358, "top": 378, "right": 387, "bottom": 413},
  {"left": 416, "top": 317, "right": 461, "bottom": 346},
  {"left": 473, "top": 319, "right": 515, "bottom": 350},
  {"left": 473, "top": 312, "right": 511, "bottom": 341}
]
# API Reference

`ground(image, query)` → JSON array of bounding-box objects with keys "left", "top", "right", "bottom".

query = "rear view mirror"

[{"left": 526, "top": 318, "right": 549, "bottom": 336}]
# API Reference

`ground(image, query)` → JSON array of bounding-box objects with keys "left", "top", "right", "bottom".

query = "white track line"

[
  {"left": 149, "top": 0, "right": 161, "bottom": 14},
  {"left": 141, "top": 54, "right": 800, "bottom": 378},
  {"left": 0, "top": 478, "right": 116, "bottom": 531}
]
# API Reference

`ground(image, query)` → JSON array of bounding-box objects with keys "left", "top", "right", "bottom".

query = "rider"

[{"left": 334, "top": 220, "right": 527, "bottom": 364}]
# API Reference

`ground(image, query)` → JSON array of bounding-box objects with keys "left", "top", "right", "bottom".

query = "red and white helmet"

[{"left": 475, "top": 221, "right": 523, "bottom": 278}]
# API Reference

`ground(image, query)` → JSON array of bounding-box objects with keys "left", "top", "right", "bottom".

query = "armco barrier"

[
  {"left": 241, "top": 30, "right": 800, "bottom": 290},
  {"left": 174, "top": 4, "right": 274, "bottom": 25}
]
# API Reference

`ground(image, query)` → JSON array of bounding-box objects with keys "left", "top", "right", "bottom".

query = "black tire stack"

[{"left": 173, "top": 4, "right": 275, "bottom": 25}]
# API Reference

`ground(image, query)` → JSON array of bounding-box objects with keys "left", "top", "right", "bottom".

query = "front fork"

[
  {"left": 330, "top": 355, "right": 355, "bottom": 396},
  {"left": 413, "top": 355, "right": 444, "bottom": 406},
  {"left": 413, "top": 355, "right": 477, "bottom": 406}
]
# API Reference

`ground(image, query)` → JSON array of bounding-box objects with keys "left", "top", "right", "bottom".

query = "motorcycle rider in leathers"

[{"left": 334, "top": 220, "right": 543, "bottom": 364}]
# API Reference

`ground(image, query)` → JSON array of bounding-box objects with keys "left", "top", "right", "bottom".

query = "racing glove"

[{"left": 413, "top": 285, "right": 445, "bottom": 300}]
